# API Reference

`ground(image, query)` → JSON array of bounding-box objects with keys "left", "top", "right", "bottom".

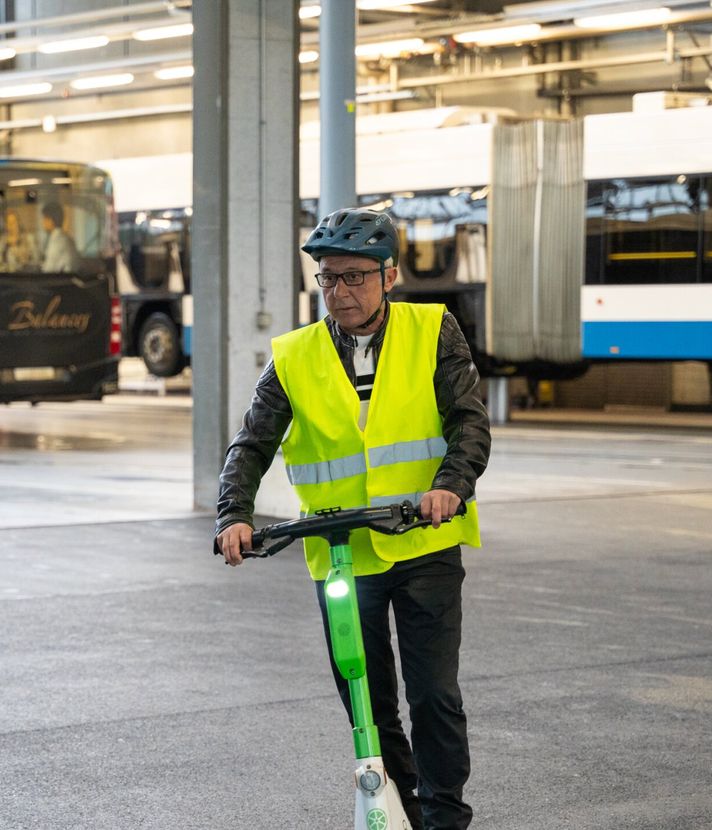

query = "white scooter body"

[{"left": 354, "top": 756, "right": 412, "bottom": 830}]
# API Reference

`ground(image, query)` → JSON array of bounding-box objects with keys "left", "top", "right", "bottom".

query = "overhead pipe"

[
  {"left": 301, "top": 6, "right": 712, "bottom": 48},
  {"left": 396, "top": 43, "right": 712, "bottom": 88}
]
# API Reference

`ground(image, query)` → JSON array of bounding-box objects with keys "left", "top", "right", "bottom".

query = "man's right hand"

[{"left": 216, "top": 522, "right": 254, "bottom": 567}]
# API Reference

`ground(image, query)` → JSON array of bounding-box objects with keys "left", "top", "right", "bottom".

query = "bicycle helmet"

[{"left": 302, "top": 208, "right": 399, "bottom": 266}]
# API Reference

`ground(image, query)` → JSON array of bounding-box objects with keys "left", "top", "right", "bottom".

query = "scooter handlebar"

[{"left": 238, "top": 498, "right": 467, "bottom": 559}]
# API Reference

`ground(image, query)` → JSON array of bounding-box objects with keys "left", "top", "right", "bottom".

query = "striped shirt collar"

[{"left": 327, "top": 299, "right": 390, "bottom": 352}]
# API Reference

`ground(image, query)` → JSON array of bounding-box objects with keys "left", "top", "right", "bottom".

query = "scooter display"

[{"left": 226, "top": 499, "right": 466, "bottom": 830}]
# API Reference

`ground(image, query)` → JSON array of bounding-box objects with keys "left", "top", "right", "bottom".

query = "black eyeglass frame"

[{"left": 314, "top": 264, "right": 385, "bottom": 288}]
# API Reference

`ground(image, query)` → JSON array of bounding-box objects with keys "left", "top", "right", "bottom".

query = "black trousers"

[{"left": 316, "top": 547, "right": 472, "bottom": 830}]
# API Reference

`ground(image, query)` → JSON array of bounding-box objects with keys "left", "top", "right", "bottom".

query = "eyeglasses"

[{"left": 314, "top": 268, "right": 380, "bottom": 288}]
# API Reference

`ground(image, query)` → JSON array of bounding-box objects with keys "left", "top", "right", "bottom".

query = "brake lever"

[
  {"left": 241, "top": 534, "right": 295, "bottom": 559},
  {"left": 374, "top": 501, "right": 467, "bottom": 536}
]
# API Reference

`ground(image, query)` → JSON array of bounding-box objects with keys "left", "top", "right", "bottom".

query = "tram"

[{"left": 98, "top": 103, "right": 712, "bottom": 378}]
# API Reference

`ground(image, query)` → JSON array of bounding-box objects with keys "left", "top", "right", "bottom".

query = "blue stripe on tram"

[{"left": 582, "top": 321, "right": 712, "bottom": 359}]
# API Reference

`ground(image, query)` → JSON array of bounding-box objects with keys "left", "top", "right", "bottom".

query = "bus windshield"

[
  {"left": 0, "top": 159, "right": 120, "bottom": 404},
  {"left": 0, "top": 161, "right": 115, "bottom": 275}
]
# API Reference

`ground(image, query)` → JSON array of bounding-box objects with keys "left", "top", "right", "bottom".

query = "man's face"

[{"left": 319, "top": 254, "right": 397, "bottom": 334}]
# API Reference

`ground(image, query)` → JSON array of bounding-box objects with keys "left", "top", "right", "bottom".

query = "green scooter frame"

[{"left": 236, "top": 500, "right": 465, "bottom": 830}]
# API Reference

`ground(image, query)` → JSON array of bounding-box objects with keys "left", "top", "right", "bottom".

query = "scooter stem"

[{"left": 324, "top": 542, "right": 381, "bottom": 759}]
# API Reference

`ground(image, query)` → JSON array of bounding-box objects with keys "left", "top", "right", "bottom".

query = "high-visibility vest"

[{"left": 272, "top": 302, "right": 481, "bottom": 580}]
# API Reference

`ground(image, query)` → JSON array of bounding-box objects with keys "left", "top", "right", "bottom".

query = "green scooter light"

[{"left": 326, "top": 578, "right": 350, "bottom": 598}]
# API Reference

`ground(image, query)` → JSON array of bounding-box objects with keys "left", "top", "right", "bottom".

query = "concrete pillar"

[
  {"left": 192, "top": 0, "right": 299, "bottom": 511},
  {"left": 319, "top": 0, "right": 357, "bottom": 216}
]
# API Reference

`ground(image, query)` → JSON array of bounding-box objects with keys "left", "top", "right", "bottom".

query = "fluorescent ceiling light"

[
  {"left": 300, "top": 0, "right": 437, "bottom": 12},
  {"left": 299, "top": 50, "right": 320, "bottom": 64},
  {"left": 574, "top": 7, "right": 671, "bottom": 29},
  {"left": 454, "top": 23, "right": 542, "bottom": 45},
  {"left": 8, "top": 178, "right": 41, "bottom": 187},
  {"left": 133, "top": 22, "right": 194, "bottom": 41},
  {"left": 154, "top": 65, "right": 194, "bottom": 80},
  {"left": 39, "top": 35, "right": 109, "bottom": 54},
  {"left": 0, "top": 47, "right": 16, "bottom": 61},
  {"left": 356, "top": 89, "right": 416, "bottom": 103},
  {"left": 357, "top": 0, "right": 437, "bottom": 8},
  {"left": 299, "top": 4, "right": 321, "bottom": 18},
  {"left": 0, "top": 82, "right": 52, "bottom": 98},
  {"left": 356, "top": 38, "right": 433, "bottom": 58},
  {"left": 70, "top": 73, "right": 134, "bottom": 91}
]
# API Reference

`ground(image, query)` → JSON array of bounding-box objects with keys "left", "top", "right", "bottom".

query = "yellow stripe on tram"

[{"left": 608, "top": 251, "right": 696, "bottom": 261}]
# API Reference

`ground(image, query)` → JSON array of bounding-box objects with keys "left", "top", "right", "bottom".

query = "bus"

[
  {"left": 97, "top": 154, "right": 192, "bottom": 378},
  {"left": 0, "top": 159, "right": 122, "bottom": 404}
]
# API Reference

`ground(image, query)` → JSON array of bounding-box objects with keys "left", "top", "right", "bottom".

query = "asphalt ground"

[{"left": 1, "top": 396, "right": 711, "bottom": 829}]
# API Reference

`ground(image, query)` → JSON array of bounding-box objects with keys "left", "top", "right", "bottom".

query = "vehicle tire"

[{"left": 138, "top": 312, "right": 185, "bottom": 377}]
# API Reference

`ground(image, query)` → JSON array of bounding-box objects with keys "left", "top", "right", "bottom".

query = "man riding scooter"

[{"left": 216, "top": 208, "right": 491, "bottom": 830}]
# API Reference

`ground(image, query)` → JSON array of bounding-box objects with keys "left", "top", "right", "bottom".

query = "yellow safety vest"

[{"left": 272, "top": 302, "right": 481, "bottom": 580}]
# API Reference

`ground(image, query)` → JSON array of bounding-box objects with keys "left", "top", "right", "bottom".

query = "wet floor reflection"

[{"left": 0, "top": 430, "right": 124, "bottom": 452}]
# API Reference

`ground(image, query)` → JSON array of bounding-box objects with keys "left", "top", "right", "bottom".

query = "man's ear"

[{"left": 384, "top": 266, "right": 398, "bottom": 292}]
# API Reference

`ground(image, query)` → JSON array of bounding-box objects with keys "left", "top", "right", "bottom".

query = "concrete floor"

[{"left": 0, "top": 393, "right": 711, "bottom": 829}]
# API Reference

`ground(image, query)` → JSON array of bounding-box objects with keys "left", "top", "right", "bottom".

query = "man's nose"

[{"left": 333, "top": 276, "right": 350, "bottom": 296}]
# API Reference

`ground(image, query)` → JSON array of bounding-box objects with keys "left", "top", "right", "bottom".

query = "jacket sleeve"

[
  {"left": 215, "top": 359, "right": 293, "bottom": 539},
  {"left": 431, "top": 312, "right": 491, "bottom": 503}
]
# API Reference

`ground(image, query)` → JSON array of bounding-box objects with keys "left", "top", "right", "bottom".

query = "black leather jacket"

[{"left": 216, "top": 302, "right": 491, "bottom": 535}]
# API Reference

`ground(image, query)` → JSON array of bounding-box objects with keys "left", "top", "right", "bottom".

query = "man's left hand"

[{"left": 419, "top": 489, "right": 463, "bottom": 529}]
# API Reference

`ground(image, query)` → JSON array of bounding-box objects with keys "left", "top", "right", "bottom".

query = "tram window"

[
  {"left": 585, "top": 181, "right": 606, "bottom": 285},
  {"left": 359, "top": 190, "right": 488, "bottom": 281},
  {"left": 119, "top": 210, "right": 185, "bottom": 289},
  {"left": 701, "top": 179, "right": 712, "bottom": 283},
  {"left": 599, "top": 176, "right": 701, "bottom": 284}
]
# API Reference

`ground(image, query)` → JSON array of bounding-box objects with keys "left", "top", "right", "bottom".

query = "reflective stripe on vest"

[
  {"left": 286, "top": 436, "right": 448, "bottom": 484},
  {"left": 286, "top": 452, "right": 366, "bottom": 485},
  {"left": 272, "top": 302, "right": 481, "bottom": 580},
  {"left": 369, "top": 436, "right": 447, "bottom": 468}
]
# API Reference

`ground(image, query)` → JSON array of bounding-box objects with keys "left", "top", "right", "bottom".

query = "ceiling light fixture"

[
  {"left": 357, "top": 0, "right": 438, "bottom": 8},
  {"left": 355, "top": 37, "right": 433, "bottom": 59},
  {"left": 39, "top": 35, "right": 110, "bottom": 54},
  {"left": 356, "top": 89, "right": 416, "bottom": 103},
  {"left": 154, "top": 65, "right": 194, "bottom": 80},
  {"left": 299, "top": 0, "right": 437, "bottom": 12},
  {"left": 0, "top": 82, "right": 52, "bottom": 98},
  {"left": 454, "top": 23, "right": 543, "bottom": 45},
  {"left": 70, "top": 73, "right": 135, "bottom": 91},
  {"left": 574, "top": 7, "right": 671, "bottom": 29},
  {"left": 133, "top": 22, "right": 194, "bottom": 41},
  {"left": 299, "top": 4, "right": 321, "bottom": 18},
  {"left": 0, "top": 47, "right": 16, "bottom": 61},
  {"left": 299, "top": 50, "right": 320, "bottom": 64}
]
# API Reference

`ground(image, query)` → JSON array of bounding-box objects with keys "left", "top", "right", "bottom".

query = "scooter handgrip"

[
  {"left": 251, "top": 528, "right": 266, "bottom": 549},
  {"left": 241, "top": 532, "right": 294, "bottom": 558},
  {"left": 455, "top": 501, "right": 467, "bottom": 516}
]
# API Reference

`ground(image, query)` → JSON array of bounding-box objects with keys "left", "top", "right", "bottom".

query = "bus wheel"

[{"left": 139, "top": 312, "right": 185, "bottom": 377}]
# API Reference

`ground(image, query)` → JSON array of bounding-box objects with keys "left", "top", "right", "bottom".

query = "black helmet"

[{"left": 302, "top": 208, "right": 399, "bottom": 266}]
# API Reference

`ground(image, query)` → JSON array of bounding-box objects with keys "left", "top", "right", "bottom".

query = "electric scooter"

[{"left": 230, "top": 499, "right": 465, "bottom": 830}]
